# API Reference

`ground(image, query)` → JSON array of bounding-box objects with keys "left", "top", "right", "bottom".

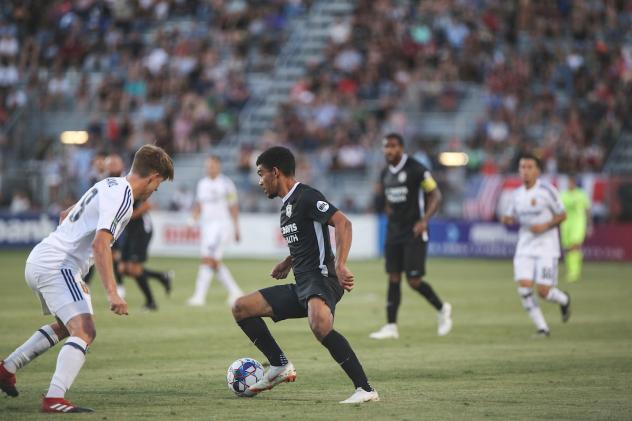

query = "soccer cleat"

[
  {"left": 437, "top": 302, "right": 453, "bottom": 336},
  {"left": 532, "top": 329, "right": 550, "bottom": 338},
  {"left": 41, "top": 397, "right": 94, "bottom": 413},
  {"left": 160, "top": 270, "right": 174, "bottom": 295},
  {"left": 242, "top": 362, "right": 296, "bottom": 397},
  {"left": 369, "top": 323, "right": 399, "bottom": 340},
  {"left": 560, "top": 292, "right": 571, "bottom": 323},
  {"left": 187, "top": 296, "right": 205, "bottom": 307},
  {"left": 0, "top": 361, "right": 18, "bottom": 397},
  {"left": 340, "top": 387, "right": 380, "bottom": 404},
  {"left": 141, "top": 302, "right": 158, "bottom": 312}
]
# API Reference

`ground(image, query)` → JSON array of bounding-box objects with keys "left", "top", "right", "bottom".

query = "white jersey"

[
  {"left": 196, "top": 174, "right": 237, "bottom": 224},
  {"left": 27, "top": 177, "right": 133, "bottom": 276},
  {"left": 504, "top": 179, "right": 565, "bottom": 258}
]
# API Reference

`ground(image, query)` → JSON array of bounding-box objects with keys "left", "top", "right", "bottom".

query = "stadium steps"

[{"left": 604, "top": 131, "right": 632, "bottom": 174}]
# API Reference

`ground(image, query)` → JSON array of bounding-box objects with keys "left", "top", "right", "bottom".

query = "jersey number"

[{"left": 69, "top": 189, "right": 98, "bottom": 222}]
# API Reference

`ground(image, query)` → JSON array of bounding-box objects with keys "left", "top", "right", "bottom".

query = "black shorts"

[
  {"left": 385, "top": 237, "right": 427, "bottom": 278},
  {"left": 120, "top": 230, "right": 152, "bottom": 263},
  {"left": 259, "top": 272, "right": 344, "bottom": 322}
]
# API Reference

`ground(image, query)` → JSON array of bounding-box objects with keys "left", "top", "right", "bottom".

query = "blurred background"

[{"left": 1, "top": 0, "right": 632, "bottom": 258}]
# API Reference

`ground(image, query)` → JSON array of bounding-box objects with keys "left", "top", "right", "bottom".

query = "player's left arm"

[
  {"left": 130, "top": 201, "right": 152, "bottom": 219},
  {"left": 413, "top": 171, "right": 442, "bottom": 237},
  {"left": 530, "top": 185, "right": 566, "bottom": 234},
  {"left": 59, "top": 204, "right": 76, "bottom": 224},
  {"left": 328, "top": 210, "right": 354, "bottom": 292}
]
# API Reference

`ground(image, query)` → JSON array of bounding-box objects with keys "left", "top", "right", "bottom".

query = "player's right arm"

[
  {"left": 501, "top": 191, "right": 517, "bottom": 225},
  {"left": 270, "top": 255, "right": 293, "bottom": 279},
  {"left": 92, "top": 230, "right": 128, "bottom": 315},
  {"left": 94, "top": 183, "right": 131, "bottom": 315}
]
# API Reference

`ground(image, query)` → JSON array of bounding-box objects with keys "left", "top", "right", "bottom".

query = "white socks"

[
  {"left": 4, "top": 325, "right": 59, "bottom": 373},
  {"left": 192, "top": 265, "right": 213, "bottom": 299},
  {"left": 47, "top": 337, "right": 88, "bottom": 398},
  {"left": 518, "top": 287, "right": 549, "bottom": 331},
  {"left": 217, "top": 264, "right": 243, "bottom": 297},
  {"left": 545, "top": 288, "right": 569, "bottom": 305}
]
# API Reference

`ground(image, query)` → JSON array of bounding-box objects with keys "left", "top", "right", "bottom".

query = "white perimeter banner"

[{"left": 149, "top": 211, "right": 379, "bottom": 259}]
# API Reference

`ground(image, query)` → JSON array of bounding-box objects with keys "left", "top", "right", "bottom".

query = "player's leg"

[
  {"left": 515, "top": 256, "right": 549, "bottom": 335},
  {"left": 1, "top": 321, "right": 68, "bottom": 397},
  {"left": 188, "top": 227, "right": 220, "bottom": 305},
  {"left": 139, "top": 231, "right": 173, "bottom": 294},
  {"left": 125, "top": 261, "right": 157, "bottom": 310},
  {"left": 42, "top": 313, "right": 95, "bottom": 413},
  {"left": 212, "top": 230, "right": 243, "bottom": 304},
  {"left": 369, "top": 242, "right": 402, "bottom": 339},
  {"left": 34, "top": 268, "right": 96, "bottom": 412},
  {"left": 404, "top": 239, "right": 452, "bottom": 336},
  {"left": 307, "top": 297, "right": 378, "bottom": 403},
  {"left": 535, "top": 258, "right": 570, "bottom": 322},
  {"left": 232, "top": 286, "right": 299, "bottom": 396}
]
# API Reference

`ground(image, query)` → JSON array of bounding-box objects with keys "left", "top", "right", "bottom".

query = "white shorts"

[
  {"left": 200, "top": 223, "right": 232, "bottom": 260},
  {"left": 25, "top": 263, "right": 93, "bottom": 325},
  {"left": 513, "top": 256, "right": 559, "bottom": 286}
]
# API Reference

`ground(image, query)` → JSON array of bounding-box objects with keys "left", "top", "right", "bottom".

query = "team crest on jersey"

[
  {"left": 398, "top": 172, "right": 407, "bottom": 183},
  {"left": 285, "top": 204, "right": 292, "bottom": 217},
  {"left": 531, "top": 198, "right": 537, "bottom": 206},
  {"left": 316, "top": 201, "right": 330, "bottom": 212}
]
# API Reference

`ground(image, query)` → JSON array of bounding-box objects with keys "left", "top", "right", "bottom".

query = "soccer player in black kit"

[
  {"left": 232, "top": 146, "right": 379, "bottom": 404},
  {"left": 369, "top": 133, "right": 453, "bottom": 340}
]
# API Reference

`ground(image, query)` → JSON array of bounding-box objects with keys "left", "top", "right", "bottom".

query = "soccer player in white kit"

[
  {"left": 501, "top": 154, "right": 571, "bottom": 337},
  {"left": 187, "top": 155, "right": 243, "bottom": 306},
  {"left": 0, "top": 145, "right": 174, "bottom": 412}
]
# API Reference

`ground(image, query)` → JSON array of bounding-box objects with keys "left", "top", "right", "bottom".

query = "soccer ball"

[{"left": 226, "top": 358, "right": 264, "bottom": 396}]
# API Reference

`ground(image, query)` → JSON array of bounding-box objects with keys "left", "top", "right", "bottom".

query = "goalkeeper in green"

[{"left": 560, "top": 176, "right": 592, "bottom": 282}]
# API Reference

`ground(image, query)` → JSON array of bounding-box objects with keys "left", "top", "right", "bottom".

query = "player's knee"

[
  {"left": 231, "top": 297, "right": 247, "bottom": 321},
  {"left": 310, "top": 319, "right": 332, "bottom": 342},
  {"left": 407, "top": 277, "right": 422, "bottom": 289},
  {"left": 388, "top": 274, "right": 401, "bottom": 283},
  {"left": 536, "top": 285, "right": 550, "bottom": 299}
]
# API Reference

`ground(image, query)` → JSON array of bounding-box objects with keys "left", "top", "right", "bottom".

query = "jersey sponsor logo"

[
  {"left": 398, "top": 171, "right": 407, "bottom": 183},
  {"left": 316, "top": 201, "right": 330, "bottom": 212},
  {"left": 281, "top": 223, "right": 298, "bottom": 235},
  {"left": 106, "top": 178, "right": 118, "bottom": 187},
  {"left": 385, "top": 186, "right": 408, "bottom": 203},
  {"left": 286, "top": 204, "right": 292, "bottom": 217}
]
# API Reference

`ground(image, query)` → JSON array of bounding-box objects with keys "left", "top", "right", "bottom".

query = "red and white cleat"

[
  {"left": 242, "top": 362, "right": 296, "bottom": 397},
  {"left": 0, "top": 361, "right": 18, "bottom": 397},
  {"left": 41, "top": 397, "right": 94, "bottom": 413}
]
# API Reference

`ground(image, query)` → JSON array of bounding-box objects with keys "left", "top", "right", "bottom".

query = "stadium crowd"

[{"left": 1, "top": 0, "right": 631, "bottom": 212}]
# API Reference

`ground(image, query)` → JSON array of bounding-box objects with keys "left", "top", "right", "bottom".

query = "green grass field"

[{"left": 1, "top": 250, "right": 631, "bottom": 420}]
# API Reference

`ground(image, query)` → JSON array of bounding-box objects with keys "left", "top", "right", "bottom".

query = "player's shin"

[
  {"left": 413, "top": 280, "right": 443, "bottom": 311},
  {"left": 46, "top": 337, "right": 88, "bottom": 398},
  {"left": 3, "top": 325, "right": 60, "bottom": 373},
  {"left": 518, "top": 287, "right": 549, "bottom": 331},
  {"left": 321, "top": 330, "right": 372, "bottom": 392},
  {"left": 545, "top": 287, "right": 569, "bottom": 305},
  {"left": 237, "top": 318, "right": 288, "bottom": 366},
  {"left": 387, "top": 281, "right": 401, "bottom": 324}
]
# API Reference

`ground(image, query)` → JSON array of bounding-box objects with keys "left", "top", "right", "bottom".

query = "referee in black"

[
  {"left": 231, "top": 146, "right": 378, "bottom": 404},
  {"left": 369, "top": 133, "right": 453, "bottom": 339}
]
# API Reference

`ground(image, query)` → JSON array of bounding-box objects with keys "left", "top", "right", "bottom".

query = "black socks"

[
  {"left": 237, "top": 318, "right": 287, "bottom": 367},
  {"left": 321, "top": 330, "right": 372, "bottom": 392},
  {"left": 135, "top": 274, "right": 155, "bottom": 307},
  {"left": 414, "top": 281, "right": 443, "bottom": 311},
  {"left": 387, "top": 281, "right": 401, "bottom": 323}
]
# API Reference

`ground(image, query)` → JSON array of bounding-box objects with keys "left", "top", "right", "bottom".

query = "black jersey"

[
  {"left": 280, "top": 183, "right": 338, "bottom": 277},
  {"left": 381, "top": 155, "right": 435, "bottom": 243}
]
